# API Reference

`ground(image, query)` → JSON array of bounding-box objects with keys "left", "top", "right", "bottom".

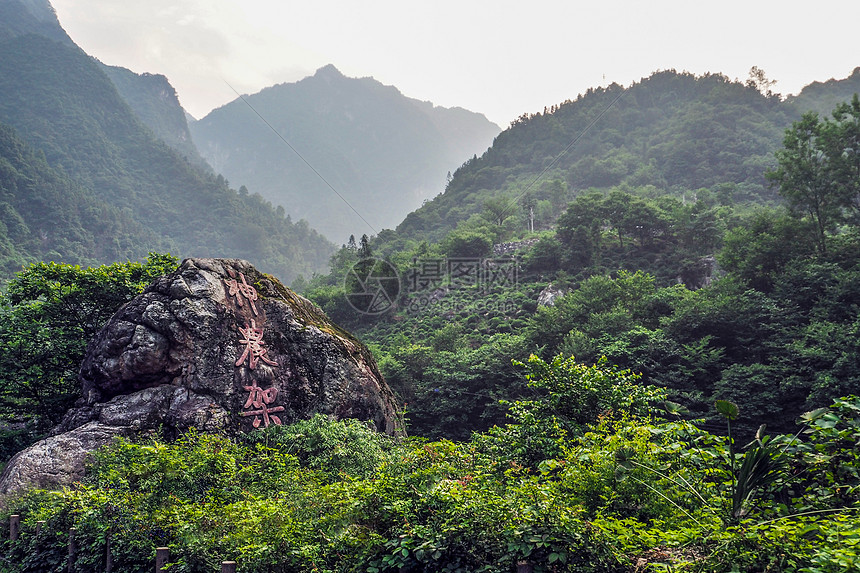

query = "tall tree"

[
  {"left": 767, "top": 112, "right": 841, "bottom": 253},
  {"left": 482, "top": 196, "right": 515, "bottom": 227},
  {"left": 826, "top": 95, "right": 860, "bottom": 222},
  {"left": 0, "top": 254, "right": 179, "bottom": 434}
]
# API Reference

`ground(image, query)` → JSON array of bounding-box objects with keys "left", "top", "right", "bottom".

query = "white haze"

[{"left": 52, "top": 0, "right": 860, "bottom": 126}]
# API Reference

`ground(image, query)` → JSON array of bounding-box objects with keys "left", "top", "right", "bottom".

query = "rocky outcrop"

[
  {"left": 537, "top": 284, "right": 566, "bottom": 307},
  {"left": 676, "top": 255, "right": 720, "bottom": 289},
  {"left": 0, "top": 423, "right": 133, "bottom": 495},
  {"left": 0, "top": 258, "right": 403, "bottom": 496},
  {"left": 493, "top": 238, "right": 539, "bottom": 256}
]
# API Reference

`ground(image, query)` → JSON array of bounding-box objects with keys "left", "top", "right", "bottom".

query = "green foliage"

[
  {"left": 6, "top": 24, "right": 860, "bottom": 572},
  {"left": 768, "top": 95, "right": 860, "bottom": 253},
  {"left": 493, "top": 354, "right": 663, "bottom": 467},
  {"left": 550, "top": 190, "right": 732, "bottom": 285},
  {"left": 382, "top": 332, "right": 531, "bottom": 440},
  {"left": 509, "top": 354, "right": 662, "bottom": 432},
  {"left": 0, "top": 254, "right": 178, "bottom": 451},
  {"left": 719, "top": 209, "right": 817, "bottom": 292},
  {"left": 7, "top": 398, "right": 860, "bottom": 572},
  {"left": 0, "top": 35, "right": 333, "bottom": 283},
  {"left": 523, "top": 233, "right": 564, "bottom": 274},
  {"left": 395, "top": 70, "right": 791, "bottom": 244},
  {"left": 0, "top": 422, "right": 631, "bottom": 573},
  {"left": 440, "top": 228, "right": 493, "bottom": 259},
  {"left": 0, "top": 122, "right": 148, "bottom": 276},
  {"left": 242, "top": 414, "right": 393, "bottom": 481}
]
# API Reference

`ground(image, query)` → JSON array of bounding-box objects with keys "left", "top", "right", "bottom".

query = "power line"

[{"left": 222, "top": 79, "right": 378, "bottom": 235}]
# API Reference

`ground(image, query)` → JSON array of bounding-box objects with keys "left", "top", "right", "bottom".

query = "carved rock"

[{"left": 0, "top": 258, "right": 402, "bottom": 496}]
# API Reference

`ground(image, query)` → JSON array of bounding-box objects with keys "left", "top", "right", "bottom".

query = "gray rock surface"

[
  {"left": 537, "top": 284, "right": 566, "bottom": 307},
  {"left": 0, "top": 258, "right": 403, "bottom": 497},
  {"left": 0, "top": 422, "right": 132, "bottom": 496}
]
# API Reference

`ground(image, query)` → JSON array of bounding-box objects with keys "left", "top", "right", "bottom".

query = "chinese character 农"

[
  {"left": 240, "top": 380, "right": 285, "bottom": 428},
  {"left": 224, "top": 272, "right": 259, "bottom": 315},
  {"left": 235, "top": 320, "right": 278, "bottom": 370}
]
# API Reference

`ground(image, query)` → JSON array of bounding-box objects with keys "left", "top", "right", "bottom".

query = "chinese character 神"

[
  {"left": 224, "top": 272, "right": 259, "bottom": 315},
  {"left": 240, "top": 380, "right": 284, "bottom": 428},
  {"left": 235, "top": 320, "right": 278, "bottom": 370}
]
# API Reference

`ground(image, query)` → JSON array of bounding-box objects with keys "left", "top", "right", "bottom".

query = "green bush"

[{"left": 242, "top": 414, "right": 393, "bottom": 480}]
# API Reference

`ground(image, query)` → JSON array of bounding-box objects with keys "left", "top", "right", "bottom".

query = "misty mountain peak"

[
  {"left": 0, "top": 0, "right": 72, "bottom": 45},
  {"left": 314, "top": 64, "right": 345, "bottom": 81},
  {"left": 191, "top": 67, "right": 500, "bottom": 240}
]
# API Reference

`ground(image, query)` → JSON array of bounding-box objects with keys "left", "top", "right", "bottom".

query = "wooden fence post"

[
  {"left": 67, "top": 527, "right": 77, "bottom": 573},
  {"left": 105, "top": 528, "right": 113, "bottom": 573},
  {"left": 36, "top": 520, "right": 45, "bottom": 536},
  {"left": 9, "top": 515, "right": 19, "bottom": 541},
  {"left": 517, "top": 561, "right": 533, "bottom": 573},
  {"left": 222, "top": 562, "right": 237, "bottom": 573},
  {"left": 155, "top": 547, "right": 170, "bottom": 572}
]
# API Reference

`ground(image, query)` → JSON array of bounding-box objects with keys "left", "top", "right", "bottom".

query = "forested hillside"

[
  {"left": 4, "top": 9, "right": 855, "bottom": 439},
  {"left": 302, "top": 82, "right": 860, "bottom": 443},
  {"left": 1, "top": 2, "right": 860, "bottom": 567},
  {"left": 0, "top": 4, "right": 334, "bottom": 282},
  {"left": 0, "top": 0, "right": 71, "bottom": 45},
  {"left": 101, "top": 64, "right": 210, "bottom": 169},
  {"left": 786, "top": 66, "right": 860, "bottom": 117},
  {"left": 190, "top": 64, "right": 500, "bottom": 241},
  {"left": 0, "top": 122, "right": 152, "bottom": 275},
  {"left": 395, "top": 69, "right": 860, "bottom": 244}
]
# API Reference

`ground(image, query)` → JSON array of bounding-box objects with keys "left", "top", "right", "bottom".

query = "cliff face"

[
  {"left": 0, "top": 258, "right": 403, "bottom": 496},
  {"left": 101, "top": 65, "right": 210, "bottom": 169}
]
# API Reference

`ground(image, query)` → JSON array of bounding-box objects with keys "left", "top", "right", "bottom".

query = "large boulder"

[{"left": 0, "top": 258, "right": 402, "bottom": 496}]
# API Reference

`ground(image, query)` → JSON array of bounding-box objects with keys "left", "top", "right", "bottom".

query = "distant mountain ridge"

[
  {"left": 785, "top": 67, "right": 860, "bottom": 117},
  {"left": 0, "top": 0, "right": 71, "bottom": 45},
  {"left": 0, "top": 0, "right": 333, "bottom": 282},
  {"left": 190, "top": 65, "right": 501, "bottom": 242},
  {"left": 393, "top": 68, "right": 860, "bottom": 243}
]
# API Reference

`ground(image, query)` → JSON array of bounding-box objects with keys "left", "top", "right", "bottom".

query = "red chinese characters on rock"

[
  {"left": 224, "top": 272, "right": 259, "bottom": 316},
  {"left": 240, "top": 380, "right": 285, "bottom": 428},
  {"left": 235, "top": 320, "right": 278, "bottom": 370},
  {"left": 225, "top": 269, "right": 283, "bottom": 429}
]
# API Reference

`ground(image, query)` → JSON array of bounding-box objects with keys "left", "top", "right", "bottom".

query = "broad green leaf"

[{"left": 715, "top": 400, "right": 739, "bottom": 420}]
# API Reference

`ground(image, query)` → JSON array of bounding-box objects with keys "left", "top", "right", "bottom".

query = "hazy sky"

[{"left": 51, "top": 0, "right": 860, "bottom": 126}]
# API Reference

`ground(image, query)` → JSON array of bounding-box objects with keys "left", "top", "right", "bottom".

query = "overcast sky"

[{"left": 51, "top": 0, "right": 860, "bottom": 126}]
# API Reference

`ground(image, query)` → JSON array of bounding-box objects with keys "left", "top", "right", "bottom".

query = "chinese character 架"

[
  {"left": 235, "top": 320, "right": 278, "bottom": 370},
  {"left": 240, "top": 380, "right": 284, "bottom": 428}
]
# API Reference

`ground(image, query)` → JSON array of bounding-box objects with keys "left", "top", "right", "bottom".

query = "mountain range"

[
  {"left": 393, "top": 67, "right": 860, "bottom": 243},
  {"left": 2, "top": 0, "right": 859, "bottom": 286},
  {"left": 189, "top": 65, "right": 500, "bottom": 242},
  {"left": 0, "top": 0, "right": 332, "bottom": 282}
]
